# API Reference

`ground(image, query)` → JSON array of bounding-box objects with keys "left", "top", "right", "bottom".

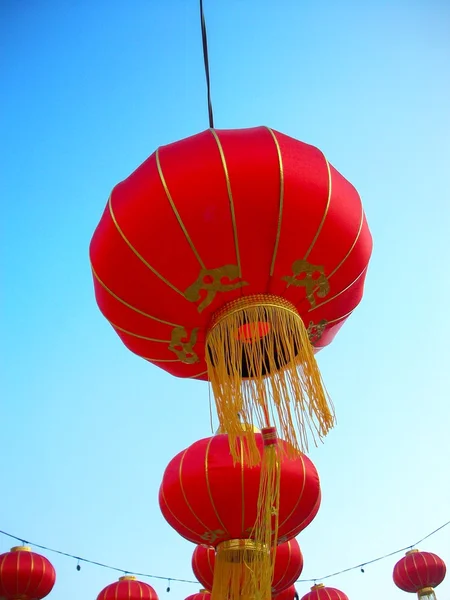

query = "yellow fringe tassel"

[
  {"left": 205, "top": 294, "right": 335, "bottom": 464},
  {"left": 211, "top": 539, "right": 271, "bottom": 600}
]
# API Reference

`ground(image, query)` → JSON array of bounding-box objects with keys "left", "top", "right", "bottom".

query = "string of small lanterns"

[{"left": 0, "top": 520, "right": 448, "bottom": 587}]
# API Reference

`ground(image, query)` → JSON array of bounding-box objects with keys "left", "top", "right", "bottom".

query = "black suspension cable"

[{"left": 200, "top": 0, "right": 214, "bottom": 128}]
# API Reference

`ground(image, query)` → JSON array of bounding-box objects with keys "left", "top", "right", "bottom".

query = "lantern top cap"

[
  {"left": 199, "top": 590, "right": 209, "bottom": 594},
  {"left": 11, "top": 546, "right": 31, "bottom": 553},
  {"left": 119, "top": 575, "right": 137, "bottom": 581},
  {"left": 311, "top": 584, "right": 324, "bottom": 590},
  {"left": 406, "top": 549, "right": 420, "bottom": 555}
]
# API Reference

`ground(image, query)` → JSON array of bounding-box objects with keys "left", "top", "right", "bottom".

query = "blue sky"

[{"left": 1, "top": 1, "right": 449, "bottom": 599}]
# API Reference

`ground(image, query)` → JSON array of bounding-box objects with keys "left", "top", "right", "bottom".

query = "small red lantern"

[
  {"left": 185, "top": 590, "right": 211, "bottom": 600},
  {"left": 160, "top": 431, "right": 319, "bottom": 600},
  {"left": 192, "top": 538, "right": 303, "bottom": 594},
  {"left": 300, "top": 583, "right": 348, "bottom": 600},
  {"left": 393, "top": 549, "right": 446, "bottom": 599},
  {"left": 192, "top": 545, "right": 215, "bottom": 590},
  {"left": 0, "top": 546, "right": 56, "bottom": 600},
  {"left": 274, "top": 585, "right": 298, "bottom": 600},
  {"left": 97, "top": 575, "right": 159, "bottom": 600}
]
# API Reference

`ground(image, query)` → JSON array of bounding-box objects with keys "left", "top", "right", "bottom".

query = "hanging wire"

[
  {"left": 200, "top": 0, "right": 214, "bottom": 128},
  {"left": 0, "top": 520, "right": 448, "bottom": 585}
]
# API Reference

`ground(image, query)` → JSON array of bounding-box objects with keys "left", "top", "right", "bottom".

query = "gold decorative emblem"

[
  {"left": 282, "top": 259, "right": 330, "bottom": 307},
  {"left": 184, "top": 265, "right": 248, "bottom": 313},
  {"left": 201, "top": 529, "right": 225, "bottom": 544},
  {"left": 168, "top": 326, "right": 200, "bottom": 364},
  {"left": 307, "top": 319, "right": 328, "bottom": 344}
]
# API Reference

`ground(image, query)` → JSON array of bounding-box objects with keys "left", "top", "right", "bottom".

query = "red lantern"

[
  {"left": 300, "top": 583, "right": 348, "bottom": 600},
  {"left": 192, "top": 538, "right": 303, "bottom": 594},
  {"left": 185, "top": 590, "right": 211, "bottom": 600},
  {"left": 90, "top": 126, "right": 372, "bottom": 460},
  {"left": 192, "top": 545, "right": 215, "bottom": 591},
  {"left": 393, "top": 549, "right": 446, "bottom": 599},
  {"left": 0, "top": 546, "right": 56, "bottom": 600},
  {"left": 97, "top": 575, "right": 159, "bottom": 600},
  {"left": 274, "top": 585, "right": 298, "bottom": 600},
  {"left": 160, "top": 431, "right": 319, "bottom": 600}
]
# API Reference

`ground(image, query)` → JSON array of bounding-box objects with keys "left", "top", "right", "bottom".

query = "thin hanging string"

[
  {"left": 200, "top": 0, "right": 214, "bottom": 128},
  {"left": 0, "top": 520, "right": 448, "bottom": 585}
]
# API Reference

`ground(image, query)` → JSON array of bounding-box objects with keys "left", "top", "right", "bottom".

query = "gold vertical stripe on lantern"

[{"left": 205, "top": 294, "right": 334, "bottom": 465}]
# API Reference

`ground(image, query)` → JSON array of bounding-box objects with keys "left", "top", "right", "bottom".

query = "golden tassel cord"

[
  {"left": 211, "top": 539, "right": 271, "bottom": 600},
  {"left": 205, "top": 294, "right": 335, "bottom": 464}
]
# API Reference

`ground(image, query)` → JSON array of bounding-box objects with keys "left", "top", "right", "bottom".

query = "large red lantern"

[
  {"left": 160, "top": 431, "right": 320, "bottom": 600},
  {"left": 274, "top": 585, "right": 298, "bottom": 600},
  {"left": 300, "top": 583, "right": 348, "bottom": 600},
  {"left": 393, "top": 550, "right": 446, "bottom": 599},
  {"left": 185, "top": 590, "right": 211, "bottom": 600},
  {"left": 0, "top": 546, "right": 56, "bottom": 600},
  {"left": 192, "top": 538, "right": 303, "bottom": 594},
  {"left": 90, "top": 126, "right": 372, "bottom": 462},
  {"left": 97, "top": 575, "right": 159, "bottom": 600}
]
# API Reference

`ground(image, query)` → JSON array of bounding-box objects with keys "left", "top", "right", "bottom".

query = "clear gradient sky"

[{"left": 2, "top": 1, "right": 450, "bottom": 599}]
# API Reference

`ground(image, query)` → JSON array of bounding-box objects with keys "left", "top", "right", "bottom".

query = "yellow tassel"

[
  {"left": 205, "top": 294, "right": 335, "bottom": 464},
  {"left": 250, "top": 427, "right": 281, "bottom": 598},
  {"left": 211, "top": 539, "right": 271, "bottom": 600}
]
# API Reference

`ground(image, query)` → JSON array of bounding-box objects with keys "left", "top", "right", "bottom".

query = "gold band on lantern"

[
  {"left": 11, "top": 546, "right": 31, "bottom": 553},
  {"left": 311, "top": 584, "right": 325, "bottom": 590},
  {"left": 418, "top": 588, "right": 435, "bottom": 598},
  {"left": 119, "top": 576, "right": 137, "bottom": 581},
  {"left": 406, "top": 549, "right": 420, "bottom": 555},
  {"left": 208, "top": 294, "right": 300, "bottom": 330},
  {"left": 212, "top": 539, "right": 272, "bottom": 600}
]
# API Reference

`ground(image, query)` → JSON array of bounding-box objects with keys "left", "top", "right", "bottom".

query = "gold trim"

[
  {"left": 110, "top": 320, "right": 170, "bottom": 343},
  {"left": 311, "top": 584, "right": 325, "bottom": 590},
  {"left": 91, "top": 264, "right": 181, "bottom": 327},
  {"left": 266, "top": 127, "right": 284, "bottom": 277},
  {"left": 155, "top": 149, "right": 206, "bottom": 269},
  {"left": 10, "top": 546, "right": 31, "bottom": 553},
  {"left": 217, "top": 539, "right": 267, "bottom": 552},
  {"left": 278, "top": 453, "right": 307, "bottom": 529},
  {"left": 144, "top": 357, "right": 179, "bottom": 363},
  {"left": 406, "top": 549, "right": 420, "bottom": 555},
  {"left": 308, "top": 265, "right": 367, "bottom": 313},
  {"left": 209, "top": 129, "right": 242, "bottom": 278},
  {"left": 108, "top": 193, "right": 184, "bottom": 296},
  {"left": 160, "top": 485, "right": 206, "bottom": 539},
  {"left": 418, "top": 587, "right": 435, "bottom": 596},
  {"left": 119, "top": 575, "right": 137, "bottom": 581},
  {"left": 205, "top": 437, "right": 230, "bottom": 535},
  {"left": 209, "top": 294, "right": 300, "bottom": 331},
  {"left": 188, "top": 370, "right": 208, "bottom": 379},
  {"left": 303, "top": 154, "right": 332, "bottom": 261},
  {"left": 327, "top": 201, "right": 364, "bottom": 280},
  {"left": 179, "top": 448, "right": 211, "bottom": 532}
]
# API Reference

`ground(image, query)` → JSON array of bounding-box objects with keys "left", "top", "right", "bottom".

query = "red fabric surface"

[
  {"left": 0, "top": 548, "right": 56, "bottom": 599},
  {"left": 97, "top": 577, "right": 159, "bottom": 600},
  {"left": 185, "top": 592, "right": 211, "bottom": 600},
  {"left": 273, "top": 584, "right": 297, "bottom": 600},
  {"left": 300, "top": 585, "right": 349, "bottom": 600},
  {"left": 90, "top": 127, "right": 372, "bottom": 380},
  {"left": 159, "top": 433, "right": 320, "bottom": 547},
  {"left": 192, "top": 538, "right": 303, "bottom": 593},
  {"left": 393, "top": 551, "right": 446, "bottom": 593}
]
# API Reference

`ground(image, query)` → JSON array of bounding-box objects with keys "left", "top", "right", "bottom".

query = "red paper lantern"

[
  {"left": 192, "top": 538, "right": 303, "bottom": 594},
  {"left": 300, "top": 583, "right": 348, "bottom": 600},
  {"left": 185, "top": 590, "right": 211, "bottom": 600},
  {"left": 97, "top": 575, "right": 159, "bottom": 600},
  {"left": 160, "top": 432, "right": 320, "bottom": 546},
  {"left": 274, "top": 585, "right": 298, "bottom": 600},
  {"left": 192, "top": 545, "right": 215, "bottom": 590},
  {"left": 0, "top": 546, "right": 56, "bottom": 600},
  {"left": 393, "top": 550, "right": 446, "bottom": 599},
  {"left": 90, "top": 126, "right": 372, "bottom": 457}
]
